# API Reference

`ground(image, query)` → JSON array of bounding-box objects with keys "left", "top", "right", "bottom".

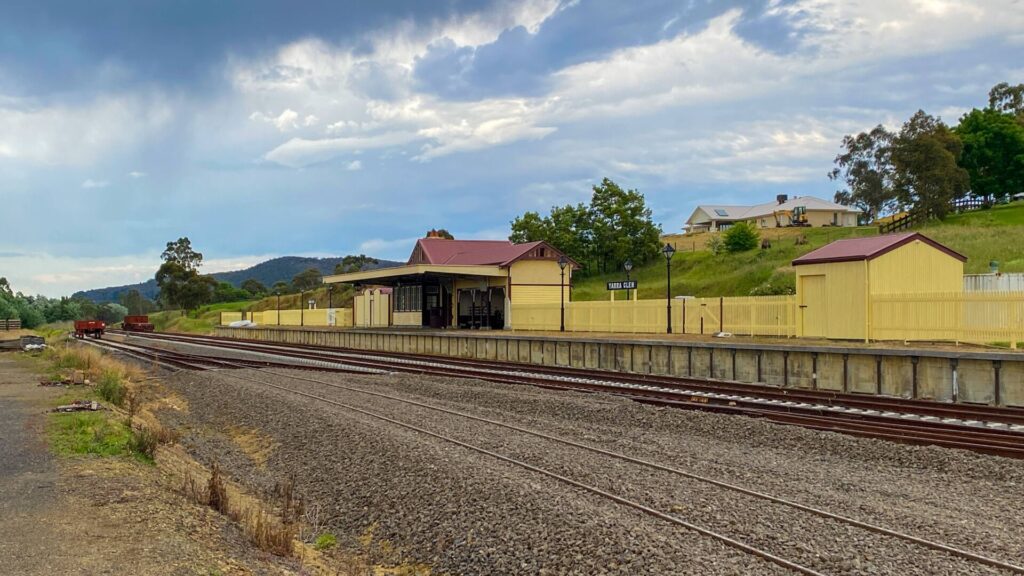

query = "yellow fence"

[
  {"left": 220, "top": 309, "right": 353, "bottom": 328},
  {"left": 871, "top": 291, "right": 1024, "bottom": 347},
  {"left": 511, "top": 295, "right": 797, "bottom": 337}
]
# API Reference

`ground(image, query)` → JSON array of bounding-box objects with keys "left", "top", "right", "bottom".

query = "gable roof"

[
  {"left": 410, "top": 238, "right": 576, "bottom": 267},
  {"left": 687, "top": 196, "right": 861, "bottom": 225},
  {"left": 792, "top": 232, "right": 967, "bottom": 266}
]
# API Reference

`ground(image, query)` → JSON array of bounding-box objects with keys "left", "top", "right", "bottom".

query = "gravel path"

[{"left": 158, "top": 366, "right": 1024, "bottom": 575}]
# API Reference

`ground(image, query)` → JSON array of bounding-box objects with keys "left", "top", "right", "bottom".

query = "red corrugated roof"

[
  {"left": 792, "top": 232, "right": 966, "bottom": 266},
  {"left": 411, "top": 238, "right": 546, "bottom": 266}
]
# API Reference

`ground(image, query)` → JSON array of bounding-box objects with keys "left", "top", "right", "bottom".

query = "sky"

[{"left": 1, "top": 0, "right": 1022, "bottom": 297}]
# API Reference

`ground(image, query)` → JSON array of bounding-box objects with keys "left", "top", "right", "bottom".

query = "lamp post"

[
  {"left": 275, "top": 291, "right": 280, "bottom": 326},
  {"left": 299, "top": 291, "right": 305, "bottom": 326},
  {"left": 663, "top": 243, "right": 676, "bottom": 333},
  {"left": 623, "top": 259, "right": 633, "bottom": 300},
  {"left": 327, "top": 284, "right": 334, "bottom": 309},
  {"left": 558, "top": 256, "right": 568, "bottom": 332}
]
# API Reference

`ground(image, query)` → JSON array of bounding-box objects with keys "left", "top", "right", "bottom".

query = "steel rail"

[
  {"left": 218, "top": 362, "right": 1024, "bottom": 574},
  {"left": 204, "top": 367, "right": 826, "bottom": 576},
  {"left": 119, "top": 330, "right": 1024, "bottom": 425},
  {"left": 109, "top": 333, "right": 1024, "bottom": 457}
]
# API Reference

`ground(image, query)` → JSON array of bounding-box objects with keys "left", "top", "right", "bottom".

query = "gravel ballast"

[{"left": 157, "top": 365, "right": 1024, "bottom": 576}]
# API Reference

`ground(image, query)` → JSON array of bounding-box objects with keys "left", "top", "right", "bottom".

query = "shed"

[{"left": 791, "top": 232, "right": 966, "bottom": 340}]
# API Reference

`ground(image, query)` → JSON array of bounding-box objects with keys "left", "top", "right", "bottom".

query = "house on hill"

[{"left": 685, "top": 195, "right": 861, "bottom": 233}]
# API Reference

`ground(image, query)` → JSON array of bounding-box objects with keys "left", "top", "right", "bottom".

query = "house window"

[
  {"left": 714, "top": 209, "right": 729, "bottom": 217},
  {"left": 394, "top": 285, "right": 422, "bottom": 312}
]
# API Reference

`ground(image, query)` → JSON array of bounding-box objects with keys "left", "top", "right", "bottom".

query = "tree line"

[
  {"left": 510, "top": 178, "right": 663, "bottom": 275},
  {"left": 831, "top": 82, "right": 1024, "bottom": 221}
]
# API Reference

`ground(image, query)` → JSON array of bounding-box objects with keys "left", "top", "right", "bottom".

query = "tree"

[
  {"left": 161, "top": 237, "right": 203, "bottom": 272},
  {"left": 333, "top": 255, "right": 379, "bottom": 275},
  {"left": 890, "top": 111, "right": 970, "bottom": 219},
  {"left": 509, "top": 179, "right": 660, "bottom": 274},
  {"left": 589, "top": 178, "right": 662, "bottom": 273},
  {"left": 271, "top": 280, "right": 291, "bottom": 294},
  {"left": 156, "top": 261, "right": 214, "bottom": 312},
  {"left": 213, "top": 282, "right": 251, "bottom": 303},
  {"left": 292, "top": 268, "right": 323, "bottom": 291},
  {"left": 829, "top": 125, "right": 897, "bottom": 221},
  {"left": 119, "top": 289, "right": 156, "bottom": 316},
  {"left": 723, "top": 222, "right": 760, "bottom": 253},
  {"left": 0, "top": 277, "right": 12, "bottom": 298},
  {"left": 955, "top": 108, "right": 1024, "bottom": 202},
  {"left": 989, "top": 82, "right": 1024, "bottom": 118},
  {"left": 241, "top": 279, "right": 267, "bottom": 296},
  {"left": 509, "top": 211, "right": 551, "bottom": 244},
  {"left": 425, "top": 228, "right": 454, "bottom": 239},
  {"left": 97, "top": 303, "right": 128, "bottom": 324}
]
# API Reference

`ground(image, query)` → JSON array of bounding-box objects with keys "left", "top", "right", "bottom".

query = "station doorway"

[{"left": 457, "top": 287, "right": 505, "bottom": 329}]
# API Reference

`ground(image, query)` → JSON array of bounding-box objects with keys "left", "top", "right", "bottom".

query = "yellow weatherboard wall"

[
  {"left": 868, "top": 239, "right": 963, "bottom": 294},
  {"left": 510, "top": 260, "right": 570, "bottom": 305},
  {"left": 794, "top": 261, "right": 866, "bottom": 340}
]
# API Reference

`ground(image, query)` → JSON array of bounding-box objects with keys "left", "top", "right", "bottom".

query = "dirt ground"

[{"left": 0, "top": 353, "right": 304, "bottom": 576}]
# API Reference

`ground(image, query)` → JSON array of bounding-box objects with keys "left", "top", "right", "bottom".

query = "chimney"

[{"left": 776, "top": 194, "right": 788, "bottom": 205}]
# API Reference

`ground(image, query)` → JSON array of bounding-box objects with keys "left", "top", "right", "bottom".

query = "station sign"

[{"left": 606, "top": 280, "right": 638, "bottom": 291}]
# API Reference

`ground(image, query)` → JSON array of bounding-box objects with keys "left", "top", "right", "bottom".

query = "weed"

[
  {"left": 314, "top": 532, "right": 337, "bottom": 551},
  {"left": 49, "top": 412, "right": 132, "bottom": 457},
  {"left": 96, "top": 369, "right": 126, "bottom": 407},
  {"left": 207, "top": 462, "right": 230, "bottom": 515},
  {"left": 128, "top": 427, "right": 159, "bottom": 462}
]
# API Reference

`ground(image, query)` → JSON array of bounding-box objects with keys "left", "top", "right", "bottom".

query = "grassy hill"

[{"left": 574, "top": 201, "right": 1024, "bottom": 301}]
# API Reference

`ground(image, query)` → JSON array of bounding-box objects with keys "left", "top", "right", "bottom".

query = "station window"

[{"left": 394, "top": 285, "right": 422, "bottom": 312}]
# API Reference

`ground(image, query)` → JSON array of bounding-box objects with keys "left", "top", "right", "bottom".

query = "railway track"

[
  {"left": 88, "top": 335, "right": 1024, "bottom": 575},
  {"left": 107, "top": 330, "right": 1024, "bottom": 458}
]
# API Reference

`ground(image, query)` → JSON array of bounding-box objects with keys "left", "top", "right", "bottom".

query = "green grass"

[
  {"left": 48, "top": 411, "right": 134, "bottom": 457},
  {"left": 574, "top": 227, "right": 876, "bottom": 300},
  {"left": 573, "top": 201, "right": 1024, "bottom": 299}
]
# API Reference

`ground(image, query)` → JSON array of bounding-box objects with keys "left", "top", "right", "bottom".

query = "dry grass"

[{"left": 45, "top": 343, "right": 146, "bottom": 385}]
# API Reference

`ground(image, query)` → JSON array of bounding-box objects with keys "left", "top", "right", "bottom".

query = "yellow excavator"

[{"left": 773, "top": 205, "right": 809, "bottom": 227}]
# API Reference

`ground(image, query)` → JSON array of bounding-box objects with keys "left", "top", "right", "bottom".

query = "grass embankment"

[
  {"left": 42, "top": 344, "right": 159, "bottom": 463},
  {"left": 575, "top": 201, "right": 1024, "bottom": 300}
]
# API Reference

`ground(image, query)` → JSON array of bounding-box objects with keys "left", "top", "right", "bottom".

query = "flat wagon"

[
  {"left": 121, "top": 315, "right": 155, "bottom": 332},
  {"left": 73, "top": 320, "right": 106, "bottom": 339}
]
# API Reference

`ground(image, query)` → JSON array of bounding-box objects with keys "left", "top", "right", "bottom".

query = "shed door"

[{"left": 800, "top": 275, "right": 827, "bottom": 338}]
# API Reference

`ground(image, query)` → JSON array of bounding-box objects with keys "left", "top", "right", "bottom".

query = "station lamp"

[
  {"left": 558, "top": 256, "right": 569, "bottom": 332},
  {"left": 663, "top": 243, "right": 676, "bottom": 333}
]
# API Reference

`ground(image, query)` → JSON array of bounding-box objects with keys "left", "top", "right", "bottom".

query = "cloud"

[
  {"left": 263, "top": 131, "right": 420, "bottom": 168},
  {"left": 0, "top": 95, "right": 174, "bottom": 166},
  {"left": 127, "top": 170, "right": 147, "bottom": 178},
  {"left": 81, "top": 179, "right": 110, "bottom": 189},
  {"left": 250, "top": 108, "right": 304, "bottom": 131},
  {"left": 346, "top": 160, "right": 362, "bottom": 171}
]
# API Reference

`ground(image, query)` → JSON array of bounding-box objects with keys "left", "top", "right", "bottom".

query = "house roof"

[
  {"left": 411, "top": 238, "right": 578, "bottom": 267},
  {"left": 687, "top": 196, "right": 860, "bottom": 225},
  {"left": 791, "top": 232, "right": 967, "bottom": 266}
]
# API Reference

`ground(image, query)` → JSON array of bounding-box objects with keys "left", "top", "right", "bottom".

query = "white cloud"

[
  {"left": 249, "top": 108, "right": 308, "bottom": 132},
  {"left": 81, "top": 179, "right": 110, "bottom": 189},
  {"left": 0, "top": 95, "right": 174, "bottom": 166},
  {"left": 346, "top": 160, "right": 362, "bottom": 171},
  {"left": 264, "top": 131, "right": 420, "bottom": 167},
  {"left": 127, "top": 170, "right": 147, "bottom": 178}
]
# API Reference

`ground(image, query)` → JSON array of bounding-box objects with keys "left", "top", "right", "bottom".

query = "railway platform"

[{"left": 212, "top": 326, "right": 1024, "bottom": 408}]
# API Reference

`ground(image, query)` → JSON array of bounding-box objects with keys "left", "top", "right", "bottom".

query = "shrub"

[
  {"left": 96, "top": 369, "right": 127, "bottom": 407},
  {"left": 129, "top": 428, "right": 159, "bottom": 462},
  {"left": 706, "top": 234, "right": 725, "bottom": 255},
  {"left": 750, "top": 272, "right": 796, "bottom": 295},
  {"left": 723, "top": 222, "right": 760, "bottom": 253}
]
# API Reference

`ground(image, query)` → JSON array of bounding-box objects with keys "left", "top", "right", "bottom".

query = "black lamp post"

[
  {"left": 275, "top": 291, "right": 280, "bottom": 326},
  {"left": 300, "top": 291, "right": 305, "bottom": 326},
  {"left": 558, "top": 255, "right": 568, "bottom": 332},
  {"left": 327, "top": 284, "right": 334, "bottom": 309},
  {"left": 663, "top": 243, "right": 676, "bottom": 333},
  {"left": 623, "top": 259, "right": 633, "bottom": 300}
]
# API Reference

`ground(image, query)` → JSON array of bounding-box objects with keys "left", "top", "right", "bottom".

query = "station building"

[{"left": 323, "top": 236, "right": 577, "bottom": 329}]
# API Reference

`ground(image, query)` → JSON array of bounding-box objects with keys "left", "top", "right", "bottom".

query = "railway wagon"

[
  {"left": 73, "top": 320, "right": 105, "bottom": 339},
  {"left": 121, "top": 315, "right": 155, "bottom": 332}
]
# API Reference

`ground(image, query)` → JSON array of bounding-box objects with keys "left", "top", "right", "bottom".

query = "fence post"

[
  {"left": 750, "top": 300, "right": 755, "bottom": 336},
  {"left": 719, "top": 297, "right": 724, "bottom": 333}
]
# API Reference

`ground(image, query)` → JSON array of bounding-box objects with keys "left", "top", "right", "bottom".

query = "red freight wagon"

[
  {"left": 73, "top": 320, "right": 105, "bottom": 339},
  {"left": 121, "top": 315, "right": 155, "bottom": 333}
]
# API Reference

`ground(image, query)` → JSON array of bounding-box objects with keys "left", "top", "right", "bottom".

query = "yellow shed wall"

[
  {"left": 795, "top": 260, "right": 867, "bottom": 340},
  {"left": 392, "top": 311, "right": 421, "bottom": 326},
  {"left": 868, "top": 240, "right": 963, "bottom": 295},
  {"left": 510, "top": 260, "right": 570, "bottom": 305}
]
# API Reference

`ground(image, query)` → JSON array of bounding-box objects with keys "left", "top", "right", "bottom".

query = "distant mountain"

[{"left": 72, "top": 256, "right": 402, "bottom": 303}]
